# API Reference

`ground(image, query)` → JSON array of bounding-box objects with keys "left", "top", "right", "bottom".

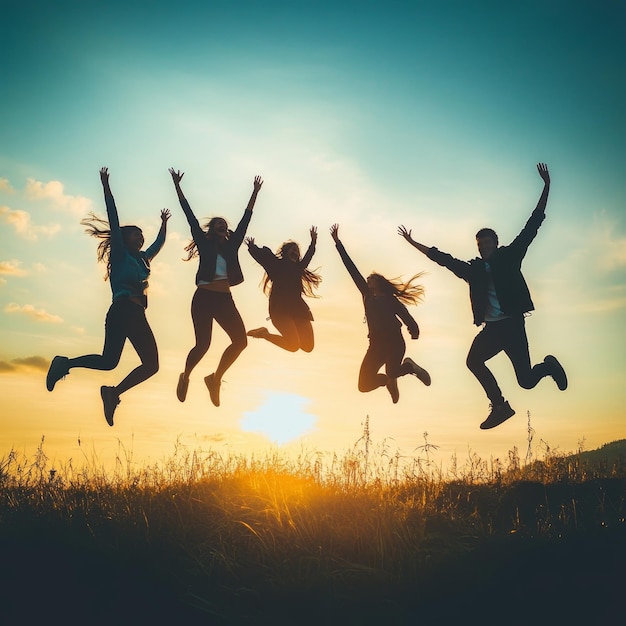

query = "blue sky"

[{"left": 1, "top": 0, "right": 624, "bottom": 471}]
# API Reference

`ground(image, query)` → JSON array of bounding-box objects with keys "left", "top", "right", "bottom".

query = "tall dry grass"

[{"left": 0, "top": 420, "right": 624, "bottom": 624}]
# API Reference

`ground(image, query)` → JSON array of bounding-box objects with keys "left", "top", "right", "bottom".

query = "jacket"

[{"left": 427, "top": 208, "right": 545, "bottom": 325}]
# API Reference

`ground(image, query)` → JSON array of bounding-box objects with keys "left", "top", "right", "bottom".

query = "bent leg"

[
  {"left": 184, "top": 289, "right": 214, "bottom": 377},
  {"left": 68, "top": 301, "right": 126, "bottom": 371},
  {"left": 261, "top": 314, "right": 301, "bottom": 352},
  {"left": 358, "top": 343, "right": 387, "bottom": 392},
  {"left": 503, "top": 316, "right": 550, "bottom": 390},
  {"left": 116, "top": 306, "right": 159, "bottom": 395},
  {"left": 384, "top": 333, "right": 406, "bottom": 379},
  {"left": 466, "top": 323, "right": 506, "bottom": 404},
  {"left": 213, "top": 294, "right": 247, "bottom": 381}
]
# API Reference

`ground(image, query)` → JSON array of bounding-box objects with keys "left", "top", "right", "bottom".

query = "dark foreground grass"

[{"left": 0, "top": 436, "right": 624, "bottom": 625}]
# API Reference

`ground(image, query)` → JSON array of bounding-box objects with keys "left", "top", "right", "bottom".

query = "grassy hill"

[{"left": 0, "top": 439, "right": 624, "bottom": 625}]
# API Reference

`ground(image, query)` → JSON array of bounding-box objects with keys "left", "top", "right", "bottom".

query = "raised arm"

[
  {"left": 100, "top": 167, "right": 123, "bottom": 258},
  {"left": 397, "top": 225, "right": 431, "bottom": 256},
  {"left": 246, "top": 175, "right": 264, "bottom": 212},
  {"left": 330, "top": 223, "right": 368, "bottom": 295},
  {"left": 534, "top": 162, "right": 550, "bottom": 214},
  {"left": 168, "top": 167, "right": 204, "bottom": 242},
  {"left": 300, "top": 226, "right": 317, "bottom": 267},
  {"left": 145, "top": 208, "right": 171, "bottom": 260},
  {"left": 230, "top": 175, "right": 264, "bottom": 247}
]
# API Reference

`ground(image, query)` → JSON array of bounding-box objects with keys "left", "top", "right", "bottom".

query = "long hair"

[
  {"left": 261, "top": 241, "right": 322, "bottom": 298},
  {"left": 183, "top": 217, "right": 230, "bottom": 261},
  {"left": 370, "top": 272, "right": 425, "bottom": 305},
  {"left": 80, "top": 212, "right": 139, "bottom": 281}
]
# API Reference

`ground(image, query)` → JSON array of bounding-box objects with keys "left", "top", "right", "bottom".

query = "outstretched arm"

[
  {"left": 534, "top": 162, "right": 550, "bottom": 213},
  {"left": 330, "top": 223, "right": 368, "bottom": 295},
  {"left": 145, "top": 209, "right": 171, "bottom": 260},
  {"left": 168, "top": 167, "right": 204, "bottom": 241},
  {"left": 301, "top": 226, "right": 317, "bottom": 267},
  {"left": 246, "top": 175, "right": 264, "bottom": 212},
  {"left": 230, "top": 175, "right": 264, "bottom": 247},
  {"left": 397, "top": 225, "right": 431, "bottom": 256},
  {"left": 100, "top": 167, "right": 123, "bottom": 257}
]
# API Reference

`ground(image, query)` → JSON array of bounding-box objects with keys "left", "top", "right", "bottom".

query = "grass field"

[{"left": 1, "top": 428, "right": 624, "bottom": 625}]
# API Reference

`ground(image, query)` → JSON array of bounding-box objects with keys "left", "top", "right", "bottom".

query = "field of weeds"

[{"left": 0, "top": 428, "right": 624, "bottom": 625}]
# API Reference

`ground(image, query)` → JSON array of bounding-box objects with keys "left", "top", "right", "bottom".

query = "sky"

[{"left": 1, "top": 0, "right": 624, "bottom": 475}]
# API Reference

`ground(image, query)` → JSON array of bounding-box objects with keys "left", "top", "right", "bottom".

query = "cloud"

[
  {"left": 4, "top": 302, "right": 63, "bottom": 323},
  {"left": 0, "top": 178, "right": 15, "bottom": 193},
  {"left": 25, "top": 178, "right": 92, "bottom": 216},
  {"left": 0, "top": 355, "right": 49, "bottom": 373},
  {"left": 0, "top": 260, "right": 27, "bottom": 276},
  {"left": 0, "top": 206, "right": 61, "bottom": 241}
]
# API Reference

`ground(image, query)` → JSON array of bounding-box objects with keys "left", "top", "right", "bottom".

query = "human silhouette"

[
  {"left": 45, "top": 167, "right": 170, "bottom": 426},
  {"left": 170, "top": 168, "right": 263, "bottom": 406},
  {"left": 245, "top": 226, "right": 321, "bottom": 353},
  {"left": 330, "top": 223, "right": 430, "bottom": 403},
  {"left": 398, "top": 163, "right": 567, "bottom": 429}
]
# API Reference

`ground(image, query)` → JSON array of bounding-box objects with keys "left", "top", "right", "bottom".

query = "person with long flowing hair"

[
  {"left": 45, "top": 167, "right": 170, "bottom": 426},
  {"left": 245, "top": 226, "right": 321, "bottom": 353},
  {"left": 170, "top": 168, "right": 263, "bottom": 406},
  {"left": 330, "top": 223, "right": 431, "bottom": 403}
]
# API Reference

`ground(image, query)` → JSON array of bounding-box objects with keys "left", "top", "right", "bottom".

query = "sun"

[{"left": 241, "top": 392, "right": 316, "bottom": 445}]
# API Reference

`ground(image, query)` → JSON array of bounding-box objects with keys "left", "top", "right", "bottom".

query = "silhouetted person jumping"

[
  {"left": 399, "top": 163, "right": 567, "bottom": 429},
  {"left": 46, "top": 167, "right": 170, "bottom": 426},
  {"left": 170, "top": 168, "right": 263, "bottom": 406},
  {"left": 330, "top": 223, "right": 431, "bottom": 404},
  {"left": 245, "top": 226, "right": 321, "bottom": 353}
]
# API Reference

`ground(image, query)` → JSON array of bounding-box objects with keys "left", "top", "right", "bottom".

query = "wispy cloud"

[
  {"left": 0, "top": 206, "right": 61, "bottom": 241},
  {"left": 25, "top": 178, "right": 92, "bottom": 216},
  {"left": 0, "top": 260, "right": 28, "bottom": 276},
  {"left": 0, "top": 355, "right": 49, "bottom": 373},
  {"left": 4, "top": 302, "right": 63, "bottom": 323},
  {"left": 0, "top": 178, "right": 15, "bottom": 193}
]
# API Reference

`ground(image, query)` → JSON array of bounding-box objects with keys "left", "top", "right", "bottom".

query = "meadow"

[{"left": 0, "top": 423, "right": 624, "bottom": 625}]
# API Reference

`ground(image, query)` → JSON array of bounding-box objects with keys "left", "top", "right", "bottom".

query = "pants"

[
  {"left": 70, "top": 297, "right": 158, "bottom": 395},
  {"left": 358, "top": 332, "right": 413, "bottom": 392},
  {"left": 466, "top": 315, "right": 550, "bottom": 405},
  {"left": 184, "top": 288, "right": 247, "bottom": 379}
]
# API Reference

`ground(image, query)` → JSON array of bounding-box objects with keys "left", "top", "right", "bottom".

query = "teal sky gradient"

[{"left": 1, "top": 0, "right": 624, "bottom": 468}]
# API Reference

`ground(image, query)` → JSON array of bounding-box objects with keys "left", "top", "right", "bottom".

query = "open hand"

[
  {"left": 160, "top": 208, "right": 171, "bottom": 223},
  {"left": 253, "top": 175, "right": 264, "bottom": 192},
  {"left": 397, "top": 225, "right": 414, "bottom": 242},
  {"left": 536, "top": 162, "right": 550, "bottom": 185},
  {"left": 169, "top": 168, "right": 184, "bottom": 185},
  {"left": 330, "top": 223, "right": 340, "bottom": 242}
]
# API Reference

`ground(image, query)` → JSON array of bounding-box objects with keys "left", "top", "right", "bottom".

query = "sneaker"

[
  {"left": 176, "top": 373, "right": 189, "bottom": 402},
  {"left": 386, "top": 377, "right": 399, "bottom": 404},
  {"left": 402, "top": 357, "right": 431, "bottom": 386},
  {"left": 544, "top": 355, "right": 568, "bottom": 391},
  {"left": 204, "top": 373, "right": 221, "bottom": 407},
  {"left": 247, "top": 327, "right": 269, "bottom": 338},
  {"left": 46, "top": 356, "right": 70, "bottom": 391},
  {"left": 100, "top": 386, "right": 120, "bottom": 427},
  {"left": 480, "top": 401, "right": 515, "bottom": 430}
]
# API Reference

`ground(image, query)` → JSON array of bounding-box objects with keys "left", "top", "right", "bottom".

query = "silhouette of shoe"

[
  {"left": 46, "top": 356, "right": 69, "bottom": 391},
  {"left": 100, "top": 386, "right": 120, "bottom": 427},
  {"left": 480, "top": 401, "right": 515, "bottom": 430},
  {"left": 247, "top": 327, "right": 268, "bottom": 338},
  {"left": 177, "top": 373, "right": 189, "bottom": 402},
  {"left": 204, "top": 373, "right": 220, "bottom": 407},
  {"left": 544, "top": 355, "right": 567, "bottom": 391},
  {"left": 386, "top": 376, "right": 399, "bottom": 404},
  {"left": 402, "top": 357, "right": 431, "bottom": 386}
]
